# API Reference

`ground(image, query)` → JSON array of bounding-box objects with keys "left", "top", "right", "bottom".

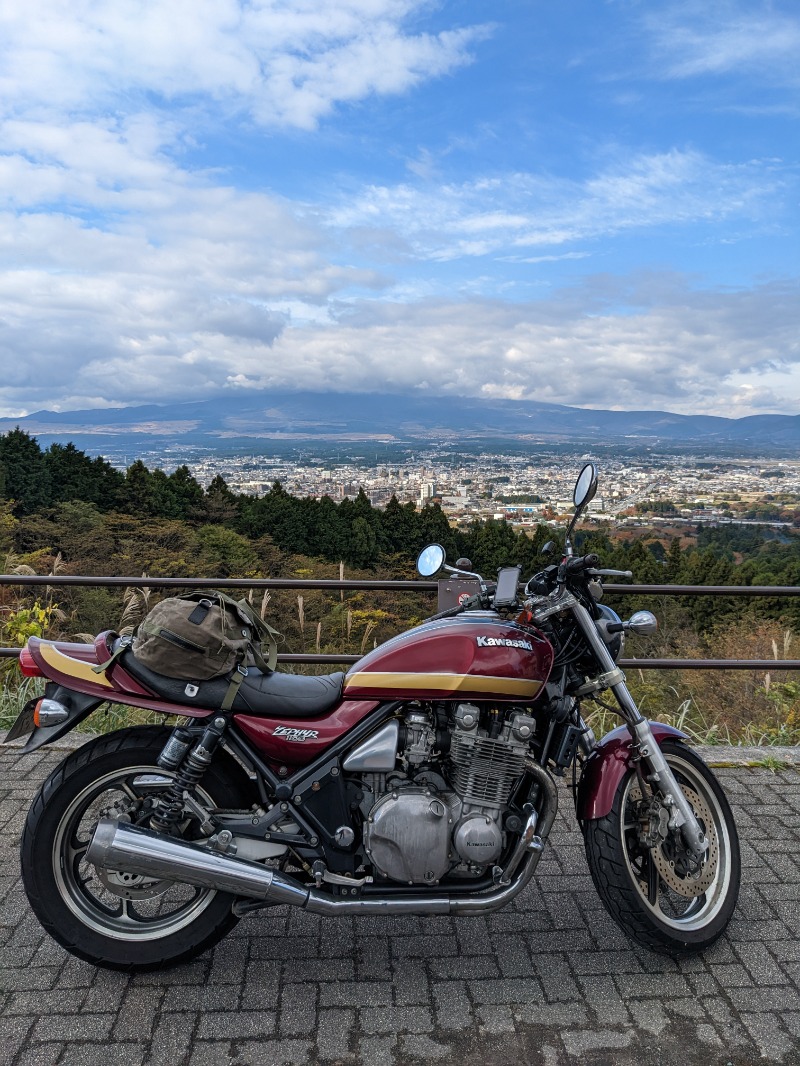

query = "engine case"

[
  {"left": 364, "top": 787, "right": 460, "bottom": 884},
  {"left": 452, "top": 811, "right": 503, "bottom": 865},
  {"left": 361, "top": 704, "right": 536, "bottom": 885}
]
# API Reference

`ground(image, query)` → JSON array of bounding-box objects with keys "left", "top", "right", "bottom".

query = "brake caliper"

[{"left": 637, "top": 793, "right": 670, "bottom": 850}]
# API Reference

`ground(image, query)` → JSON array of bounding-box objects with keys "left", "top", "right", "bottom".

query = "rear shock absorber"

[{"left": 150, "top": 716, "right": 227, "bottom": 832}]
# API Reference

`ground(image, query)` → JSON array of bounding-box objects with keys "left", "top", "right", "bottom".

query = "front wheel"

[
  {"left": 21, "top": 726, "right": 253, "bottom": 971},
  {"left": 582, "top": 741, "right": 740, "bottom": 956}
]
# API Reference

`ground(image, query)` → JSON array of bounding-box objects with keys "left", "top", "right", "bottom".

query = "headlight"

[{"left": 594, "top": 605, "right": 625, "bottom": 662}]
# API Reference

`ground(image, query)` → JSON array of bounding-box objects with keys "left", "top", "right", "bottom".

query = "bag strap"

[
  {"left": 92, "top": 635, "right": 132, "bottom": 676},
  {"left": 221, "top": 655, "right": 249, "bottom": 711},
  {"left": 234, "top": 597, "right": 281, "bottom": 672}
]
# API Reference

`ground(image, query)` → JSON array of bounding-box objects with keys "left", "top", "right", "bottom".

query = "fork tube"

[{"left": 568, "top": 601, "right": 708, "bottom": 859}]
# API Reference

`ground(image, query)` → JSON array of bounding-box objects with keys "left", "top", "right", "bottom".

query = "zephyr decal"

[
  {"left": 272, "top": 726, "right": 320, "bottom": 742},
  {"left": 476, "top": 636, "right": 533, "bottom": 650}
]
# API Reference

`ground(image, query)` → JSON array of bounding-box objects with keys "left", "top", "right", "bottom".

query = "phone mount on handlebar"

[{"left": 494, "top": 566, "right": 522, "bottom": 608}]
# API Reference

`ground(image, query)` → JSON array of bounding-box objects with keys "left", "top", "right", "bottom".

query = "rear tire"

[
  {"left": 582, "top": 741, "right": 740, "bottom": 956},
  {"left": 21, "top": 725, "right": 253, "bottom": 972}
]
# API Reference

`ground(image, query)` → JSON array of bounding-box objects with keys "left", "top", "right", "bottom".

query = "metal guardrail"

[
  {"left": 0, "top": 575, "right": 439, "bottom": 591},
  {"left": 0, "top": 574, "right": 798, "bottom": 670},
  {"left": 0, "top": 574, "right": 798, "bottom": 595}
]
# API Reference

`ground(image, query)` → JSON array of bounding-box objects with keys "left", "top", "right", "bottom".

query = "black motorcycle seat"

[{"left": 118, "top": 648, "right": 345, "bottom": 718}]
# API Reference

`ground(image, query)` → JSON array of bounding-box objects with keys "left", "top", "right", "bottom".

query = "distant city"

[{"left": 101, "top": 445, "right": 800, "bottom": 532}]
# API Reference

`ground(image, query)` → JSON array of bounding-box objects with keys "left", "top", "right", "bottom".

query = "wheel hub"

[{"left": 96, "top": 865, "right": 173, "bottom": 900}]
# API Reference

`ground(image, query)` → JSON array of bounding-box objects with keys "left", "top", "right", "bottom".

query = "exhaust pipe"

[
  {"left": 87, "top": 820, "right": 310, "bottom": 908},
  {"left": 87, "top": 765, "right": 557, "bottom": 917}
]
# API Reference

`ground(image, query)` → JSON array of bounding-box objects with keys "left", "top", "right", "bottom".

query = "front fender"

[{"left": 577, "top": 722, "right": 689, "bottom": 821}]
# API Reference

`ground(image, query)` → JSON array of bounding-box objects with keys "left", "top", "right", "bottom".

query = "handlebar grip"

[{"left": 566, "top": 553, "right": 599, "bottom": 573}]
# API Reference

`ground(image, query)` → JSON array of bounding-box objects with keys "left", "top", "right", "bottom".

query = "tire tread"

[
  {"left": 21, "top": 725, "right": 252, "bottom": 972},
  {"left": 582, "top": 741, "right": 740, "bottom": 957}
]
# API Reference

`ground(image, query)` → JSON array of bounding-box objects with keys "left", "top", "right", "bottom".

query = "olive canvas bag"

[{"left": 104, "top": 590, "right": 282, "bottom": 710}]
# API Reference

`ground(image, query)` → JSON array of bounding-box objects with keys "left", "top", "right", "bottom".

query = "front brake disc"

[{"left": 630, "top": 783, "right": 719, "bottom": 898}]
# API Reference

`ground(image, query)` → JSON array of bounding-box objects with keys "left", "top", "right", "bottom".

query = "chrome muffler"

[
  {"left": 87, "top": 765, "right": 557, "bottom": 916},
  {"left": 87, "top": 819, "right": 311, "bottom": 907}
]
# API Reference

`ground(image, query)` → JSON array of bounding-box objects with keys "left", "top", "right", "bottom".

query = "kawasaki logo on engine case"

[
  {"left": 476, "top": 636, "right": 533, "bottom": 651},
  {"left": 272, "top": 726, "right": 320, "bottom": 742}
]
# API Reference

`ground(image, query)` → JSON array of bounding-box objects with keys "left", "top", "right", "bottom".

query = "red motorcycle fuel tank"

[{"left": 343, "top": 614, "right": 554, "bottom": 702}]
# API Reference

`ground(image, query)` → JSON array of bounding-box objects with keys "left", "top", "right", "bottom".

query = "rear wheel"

[
  {"left": 583, "top": 741, "right": 740, "bottom": 956},
  {"left": 21, "top": 726, "right": 253, "bottom": 971}
]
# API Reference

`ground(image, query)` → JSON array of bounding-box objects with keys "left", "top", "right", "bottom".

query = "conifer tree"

[
  {"left": 168, "top": 465, "right": 205, "bottom": 520},
  {"left": 0, "top": 428, "right": 51, "bottom": 513},
  {"left": 122, "top": 459, "right": 157, "bottom": 516},
  {"left": 203, "top": 475, "right": 239, "bottom": 524}
]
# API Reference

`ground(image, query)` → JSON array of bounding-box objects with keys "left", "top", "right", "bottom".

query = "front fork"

[{"left": 570, "top": 600, "right": 708, "bottom": 860}]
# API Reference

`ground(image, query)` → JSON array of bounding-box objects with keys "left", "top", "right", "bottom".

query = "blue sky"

[{"left": 0, "top": 0, "right": 797, "bottom": 418}]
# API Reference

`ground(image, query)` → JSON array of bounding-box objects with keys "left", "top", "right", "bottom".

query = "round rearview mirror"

[
  {"left": 573, "top": 463, "right": 598, "bottom": 509},
  {"left": 416, "top": 543, "right": 446, "bottom": 577}
]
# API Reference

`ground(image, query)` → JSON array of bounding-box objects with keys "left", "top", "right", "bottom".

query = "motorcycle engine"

[{"left": 362, "top": 704, "right": 534, "bottom": 885}]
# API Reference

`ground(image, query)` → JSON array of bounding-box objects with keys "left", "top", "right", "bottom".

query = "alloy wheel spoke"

[
  {"left": 68, "top": 837, "right": 89, "bottom": 861},
  {"left": 647, "top": 852, "right": 660, "bottom": 906},
  {"left": 117, "top": 897, "right": 144, "bottom": 924},
  {"left": 120, "top": 780, "right": 141, "bottom": 802}
]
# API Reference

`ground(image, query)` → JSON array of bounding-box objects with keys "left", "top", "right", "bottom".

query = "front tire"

[
  {"left": 582, "top": 741, "right": 740, "bottom": 956},
  {"left": 21, "top": 725, "right": 253, "bottom": 972}
]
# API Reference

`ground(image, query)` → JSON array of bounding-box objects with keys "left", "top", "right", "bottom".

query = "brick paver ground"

[{"left": 2, "top": 738, "right": 799, "bottom": 1065}]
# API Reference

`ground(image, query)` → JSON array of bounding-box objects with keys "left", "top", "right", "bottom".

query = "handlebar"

[
  {"left": 566, "top": 553, "right": 600, "bottom": 573},
  {"left": 562, "top": 556, "right": 633, "bottom": 580},
  {"left": 424, "top": 555, "right": 633, "bottom": 623},
  {"left": 557, "top": 553, "right": 599, "bottom": 584}
]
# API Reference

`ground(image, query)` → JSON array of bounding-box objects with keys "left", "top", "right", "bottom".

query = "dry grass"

[{"left": 616, "top": 621, "right": 800, "bottom": 745}]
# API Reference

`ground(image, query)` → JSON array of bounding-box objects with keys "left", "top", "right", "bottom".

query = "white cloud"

[
  {"left": 0, "top": 1, "right": 485, "bottom": 130},
  {"left": 6, "top": 269, "right": 793, "bottom": 418},
  {"left": 643, "top": 2, "right": 800, "bottom": 86},
  {"left": 242, "top": 277, "right": 798, "bottom": 417},
  {"left": 326, "top": 150, "right": 780, "bottom": 260},
  {"left": 0, "top": 2, "right": 796, "bottom": 423},
  {"left": 0, "top": 114, "right": 794, "bottom": 419}
]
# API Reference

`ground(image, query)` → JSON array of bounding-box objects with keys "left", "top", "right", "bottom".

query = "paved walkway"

[{"left": 2, "top": 739, "right": 799, "bottom": 1065}]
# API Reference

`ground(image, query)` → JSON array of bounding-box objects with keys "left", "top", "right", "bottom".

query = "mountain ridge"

[{"left": 1, "top": 391, "right": 797, "bottom": 450}]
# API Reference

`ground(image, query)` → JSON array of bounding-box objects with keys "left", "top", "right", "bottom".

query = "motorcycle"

[{"left": 4, "top": 463, "right": 739, "bottom": 971}]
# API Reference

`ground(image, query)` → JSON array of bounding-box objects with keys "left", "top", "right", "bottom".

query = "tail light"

[{"left": 18, "top": 647, "right": 44, "bottom": 678}]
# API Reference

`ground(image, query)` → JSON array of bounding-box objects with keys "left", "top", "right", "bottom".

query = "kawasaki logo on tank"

[{"left": 476, "top": 636, "right": 533, "bottom": 651}]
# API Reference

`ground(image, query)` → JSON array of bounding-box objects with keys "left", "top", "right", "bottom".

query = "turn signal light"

[
  {"left": 18, "top": 647, "right": 44, "bottom": 678},
  {"left": 33, "top": 699, "right": 70, "bottom": 727}
]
